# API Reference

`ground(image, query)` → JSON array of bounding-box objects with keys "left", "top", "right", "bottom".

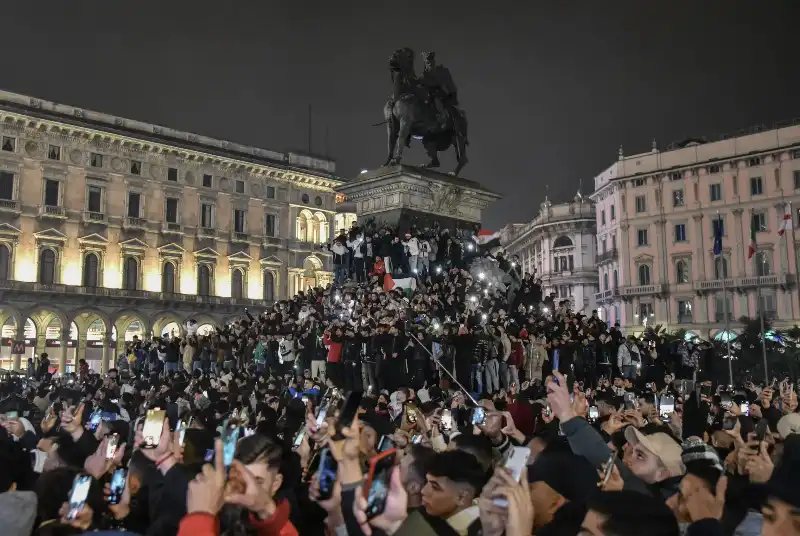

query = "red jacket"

[
  {"left": 323, "top": 332, "right": 342, "bottom": 363},
  {"left": 371, "top": 258, "right": 386, "bottom": 275},
  {"left": 509, "top": 341, "right": 524, "bottom": 368},
  {"left": 177, "top": 500, "right": 298, "bottom": 536}
]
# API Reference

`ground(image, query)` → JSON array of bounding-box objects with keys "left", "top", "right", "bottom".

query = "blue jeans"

[
  {"left": 622, "top": 364, "right": 638, "bottom": 379},
  {"left": 192, "top": 361, "right": 204, "bottom": 372},
  {"left": 335, "top": 264, "right": 347, "bottom": 284},
  {"left": 499, "top": 361, "right": 510, "bottom": 390},
  {"left": 484, "top": 359, "right": 500, "bottom": 393},
  {"left": 165, "top": 362, "right": 180, "bottom": 373},
  {"left": 471, "top": 364, "right": 484, "bottom": 394}
]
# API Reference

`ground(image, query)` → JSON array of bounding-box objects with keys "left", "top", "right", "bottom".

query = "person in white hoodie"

[
  {"left": 617, "top": 336, "right": 641, "bottom": 379},
  {"left": 347, "top": 232, "right": 366, "bottom": 282},
  {"left": 278, "top": 333, "right": 296, "bottom": 375},
  {"left": 403, "top": 232, "right": 420, "bottom": 275}
]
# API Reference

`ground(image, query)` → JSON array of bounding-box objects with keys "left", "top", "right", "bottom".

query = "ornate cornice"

[{"left": 0, "top": 107, "right": 343, "bottom": 193}]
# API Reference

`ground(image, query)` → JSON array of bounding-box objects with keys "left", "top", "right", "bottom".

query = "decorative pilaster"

[{"left": 732, "top": 209, "right": 744, "bottom": 276}]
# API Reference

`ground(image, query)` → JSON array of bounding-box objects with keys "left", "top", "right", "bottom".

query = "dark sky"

[{"left": 2, "top": 2, "right": 799, "bottom": 228}]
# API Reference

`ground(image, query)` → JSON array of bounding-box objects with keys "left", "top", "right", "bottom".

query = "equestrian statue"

[{"left": 383, "top": 48, "right": 469, "bottom": 176}]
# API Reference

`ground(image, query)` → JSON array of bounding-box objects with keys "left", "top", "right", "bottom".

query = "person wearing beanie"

[{"left": 761, "top": 434, "right": 800, "bottom": 536}]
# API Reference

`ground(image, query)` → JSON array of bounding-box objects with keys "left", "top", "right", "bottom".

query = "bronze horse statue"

[{"left": 383, "top": 48, "right": 469, "bottom": 176}]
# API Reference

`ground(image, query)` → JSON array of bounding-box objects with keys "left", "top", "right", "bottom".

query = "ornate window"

[
  {"left": 162, "top": 262, "right": 176, "bottom": 294},
  {"left": 638, "top": 264, "right": 651, "bottom": 286},
  {"left": 198, "top": 264, "right": 213, "bottom": 296},
  {"left": 0, "top": 243, "right": 9, "bottom": 280},
  {"left": 603, "top": 272, "right": 609, "bottom": 291},
  {"left": 263, "top": 271, "right": 275, "bottom": 302},
  {"left": 675, "top": 260, "right": 690, "bottom": 283},
  {"left": 82, "top": 252, "right": 100, "bottom": 287},
  {"left": 612, "top": 269, "right": 618, "bottom": 290},
  {"left": 314, "top": 212, "right": 328, "bottom": 243},
  {"left": 552, "top": 235, "right": 573, "bottom": 248},
  {"left": 39, "top": 248, "right": 56, "bottom": 284},
  {"left": 122, "top": 256, "right": 139, "bottom": 290},
  {"left": 231, "top": 268, "right": 245, "bottom": 299},
  {"left": 296, "top": 209, "right": 312, "bottom": 242}
]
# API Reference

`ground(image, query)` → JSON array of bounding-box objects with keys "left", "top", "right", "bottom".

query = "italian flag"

[
  {"left": 778, "top": 204, "right": 793, "bottom": 237},
  {"left": 748, "top": 219, "right": 757, "bottom": 259}
]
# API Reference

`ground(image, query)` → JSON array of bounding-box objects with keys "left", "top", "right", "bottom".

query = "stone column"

[
  {"left": 77, "top": 339, "right": 87, "bottom": 369},
  {"left": 698, "top": 293, "right": 709, "bottom": 324},
  {"left": 59, "top": 335, "right": 68, "bottom": 375},
  {"left": 35, "top": 334, "right": 46, "bottom": 362},
  {"left": 691, "top": 214, "right": 705, "bottom": 280},
  {"left": 101, "top": 333, "right": 112, "bottom": 373},
  {"left": 13, "top": 324, "right": 24, "bottom": 371},
  {"left": 620, "top": 222, "right": 631, "bottom": 285}
]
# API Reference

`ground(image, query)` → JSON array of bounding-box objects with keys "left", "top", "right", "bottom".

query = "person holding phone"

[{"left": 178, "top": 437, "right": 299, "bottom": 536}]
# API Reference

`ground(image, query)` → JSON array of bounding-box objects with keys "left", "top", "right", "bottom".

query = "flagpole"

[
  {"left": 752, "top": 208, "right": 769, "bottom": 384},
  {"left": 784, "top": 202, "right": 794, "bottom": 319},
  {"left": 718, "top": 212, "right": 733, "bottom": 386}
]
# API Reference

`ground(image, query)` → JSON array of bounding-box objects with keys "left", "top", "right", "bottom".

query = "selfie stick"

[
  {"left": 406, "top": 330, "right": 480, "bottom": 407},
  {"left": 366, "top": 315, "right": 479, "bottom": 407}
]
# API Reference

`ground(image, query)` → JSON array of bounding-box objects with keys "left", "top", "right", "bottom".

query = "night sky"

[{"left": 2, "top": 1, "right": 799, "bottom": 228}]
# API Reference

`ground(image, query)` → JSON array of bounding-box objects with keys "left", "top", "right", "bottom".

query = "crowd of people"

[{"left": 0, "top": 221, "right": 799, "bottom": 536}]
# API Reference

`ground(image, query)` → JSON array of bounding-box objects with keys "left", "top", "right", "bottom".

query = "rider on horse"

[{"left": 420, "top": 52, "right": 458, "bottom": 129}]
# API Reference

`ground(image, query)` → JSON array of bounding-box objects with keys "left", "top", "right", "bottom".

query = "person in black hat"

[{"left": 761, "top": 434, "right": 800, "bottom": 536}]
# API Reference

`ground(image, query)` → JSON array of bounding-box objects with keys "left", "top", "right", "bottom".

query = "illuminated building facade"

[
  {"left": 0, "top": 90, "right": 344, "bottom": 372},
  {"left": 500, "top": 195, "right": 598, "bottom": 312}
]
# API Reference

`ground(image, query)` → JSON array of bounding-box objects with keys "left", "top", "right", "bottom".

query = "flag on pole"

[
  {"left": 475, "top": 229, "right": 502, "bottom": 255},
  {"left": 383, "top": 274, "right": 416, "bottom": 295},
  {"left": 713, "top": 213, "right": 723, "bottom": 257},
  {"left": 748, "top": 212, "right": 757, "bottom": 259},
  {"left": 778, "top": 203, "right": 793, "bottom": 237}
]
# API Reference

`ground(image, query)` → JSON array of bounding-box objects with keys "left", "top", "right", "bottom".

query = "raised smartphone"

[
  {"left": 67, "top": 474, "right": 92, "bottom": 520},
  {"left": 107, "top": 468, "right": 127, "bottom": 505},
  {"left": 316, "top": 448, "right": 339, "bottom": 501},
  {"left": 363, "top": 449, "right": 397, "bottom": 519},
  {"left": 106, "top": 433, "right": 120, "bottom": 459},
  {"left": 494, "top": 446, "right": 531, "bottom": 507},
  {"left": 142, "top": 408, "right": 166, "bottom": 448}
]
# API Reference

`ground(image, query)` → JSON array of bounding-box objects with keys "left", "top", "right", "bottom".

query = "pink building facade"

[{"left": 591, "top": 123, "right": 800, "bottom": 339}]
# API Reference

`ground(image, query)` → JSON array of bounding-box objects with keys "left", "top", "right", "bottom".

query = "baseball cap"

[
  {"left": 776, "top": 413, "right": 800, "bottom": 439},
  {"left": 625, "top": 427, "right": 684, "bottom": 476}
]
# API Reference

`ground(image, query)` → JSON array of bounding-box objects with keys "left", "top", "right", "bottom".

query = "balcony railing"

[
  {"left": 0, "top": 199, "right": 21, "bottom": 213},
  {"left": 262, "top": 236, "right": 284, "bottom": 247},
  {"left": 0, "top": 279, "right": 263, "bottom": 307},
  {"left": 39, "top": 205, "right": 66, "bottom": 218},
  {"left": 83, "top": 211, "right": 107, "bottom": 224},
  {"left": 232, "top": 231, "right": 249, "bottom": 243},
  {"left": 692, "top": 278, "right": 735, "bottom": 292},
  {"left": 198, "top": 227, "right": 217, "bottom": 239},
  {"left": 596, "top": 249, "right": 618, "bottom": 264},
  {"left": 124, "top": 216, "right": 147, "bottom": 229},
  {"left": 693, "top": 273, "right": 789, "bottom": 292},
  {"left": 620, "top": 283, "right": 667, "bottom": 297},
  {"left": 594, "top": 287, "right": 621, "bottom": 302},
  {"left": 162, "top": 222, "right": 183, "bottom": 235}
]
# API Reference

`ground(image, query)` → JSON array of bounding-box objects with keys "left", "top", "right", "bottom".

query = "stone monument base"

[{"left": 338, "top": 165, "right": 501, "bottom": 235}]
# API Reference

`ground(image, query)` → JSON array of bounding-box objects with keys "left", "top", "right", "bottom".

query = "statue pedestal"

[{"left": 338, "top": 165, "right": 501, "bottom": 234}]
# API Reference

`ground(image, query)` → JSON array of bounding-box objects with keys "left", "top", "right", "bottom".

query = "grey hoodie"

[{"left": 0, "top": 490, "right": 37, "bottom": 536}]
